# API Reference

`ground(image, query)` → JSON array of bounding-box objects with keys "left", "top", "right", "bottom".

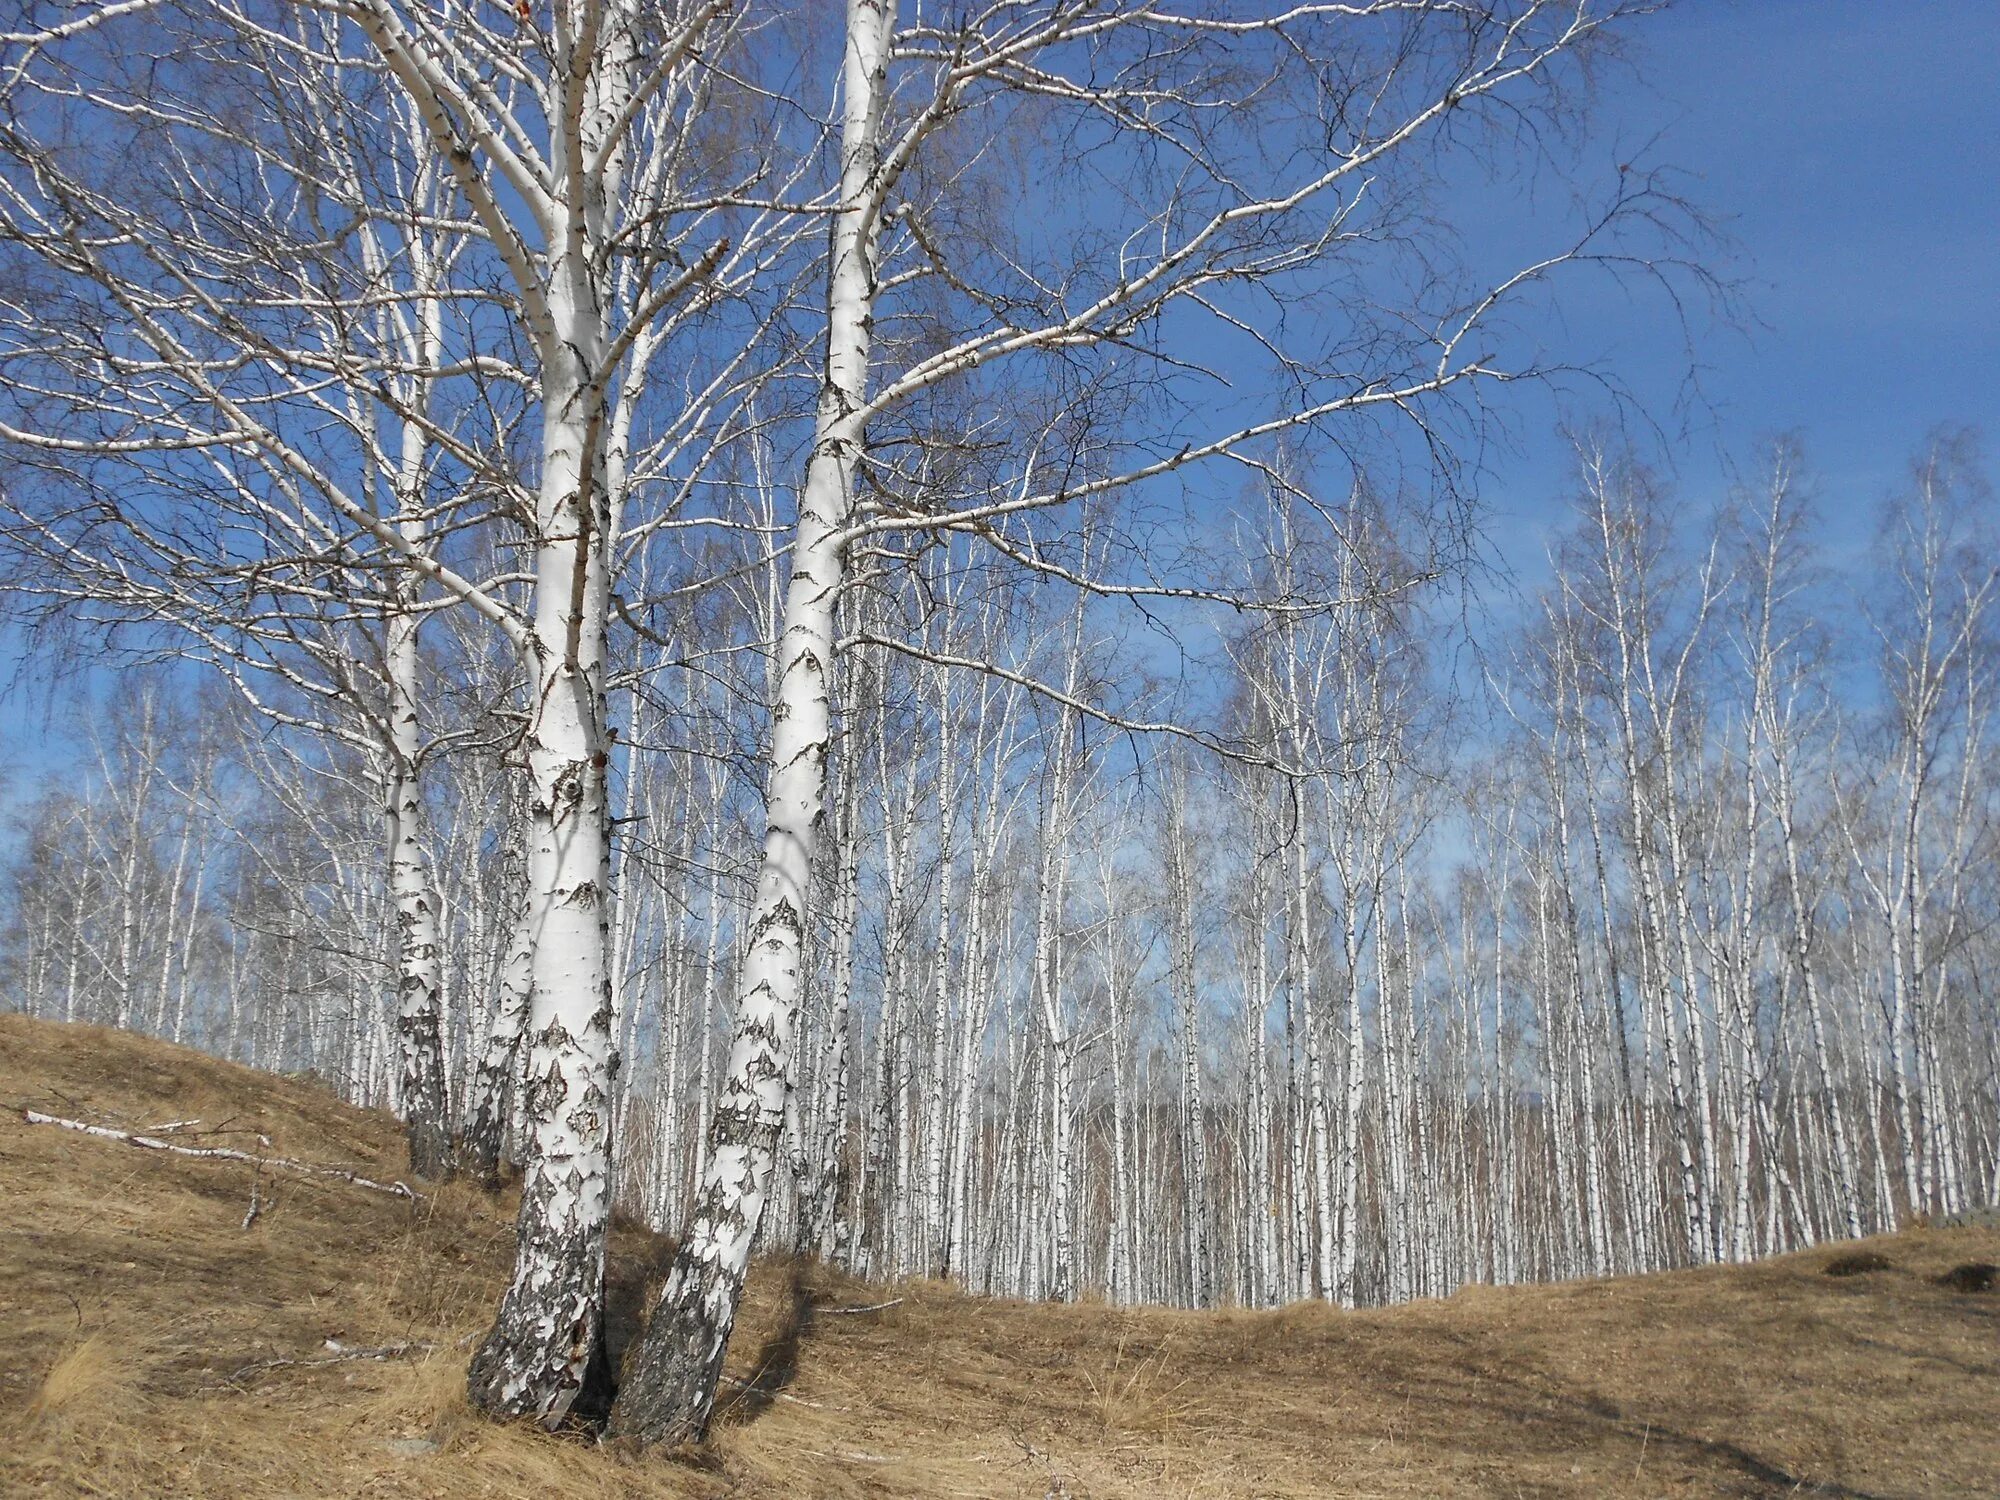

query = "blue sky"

[
  {"left": 4, "top": 1, "right": 1996, "bottom": 780},
  {"left": 1479, "top": 0, "right": 2000, "bottom": 577}
]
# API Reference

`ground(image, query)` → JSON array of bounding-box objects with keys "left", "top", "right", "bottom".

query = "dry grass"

[
  {"left": 24, "top": 1333, "right": 143, "bottom": 1429},
  {"left": 3, "top": 1014, "right": 1996, "bottom": 1498}
]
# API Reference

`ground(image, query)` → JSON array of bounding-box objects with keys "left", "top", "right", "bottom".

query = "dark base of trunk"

[
  {"left": 406, "top": 1114, "right": 456, "bottom": 1182},
  {"left": 607, "top": 1248, "right": 740, "bottom": 1447},
  {"left": 455, "top": 1118, "right": 503, "bottom": 1190},
  {"left": 792, "top": 1179, "right": 826, "bottom": 1258},
  {"left": 467, "top": 1290, "right": 615, "bottom": 1428},
  {"left": 459, "top": 1031, "right": 522, "bottom": 1189},
  {"left": 468, "top": 1316, "right": 615, "bottom": 1429},
  {"left": 466, "top": 1172, "right": 614, "bottom": 1428}
]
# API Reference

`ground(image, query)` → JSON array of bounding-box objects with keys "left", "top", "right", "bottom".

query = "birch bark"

[
  {"left": 611, "top": 0, "right": 890, "bottom": 1445},
  {"left": 464, "top": 2, "right": 636, "bottom": 1424}
]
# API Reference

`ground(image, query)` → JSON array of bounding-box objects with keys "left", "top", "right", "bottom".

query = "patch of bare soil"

[{"left": 3, "top": 1015, "right": 1996, "bottom": 1498}]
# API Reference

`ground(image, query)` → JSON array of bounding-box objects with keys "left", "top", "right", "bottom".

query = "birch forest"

[{"left": 0, "top": 0, "right": 1994, "bottom": 1446}]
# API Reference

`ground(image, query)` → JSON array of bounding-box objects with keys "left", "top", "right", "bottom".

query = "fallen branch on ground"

[
  {"left": 219, "top": 1338, "right": 440, "bottom": 1385},
  {"left": 798, "top": 1447, "right": 893, "bottom": 1464},
  {"left": 19, "top": 1109, "right": 422, "bottom": 1202},
  {"left": 819, "top": 1297, "right": 903, "bottom": 1315}
]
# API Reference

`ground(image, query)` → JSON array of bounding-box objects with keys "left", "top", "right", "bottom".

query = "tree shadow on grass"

[
  {"left": 602, "top": 1222, "right": 679, "bottom": 1379},
  {"left": 596, "top": 1231, "right": 816, "bottom": 1435},
  {"left": 1301, "top": 1333, "right": 1901, "bottom": 1499},
  {"left": 712, "top": 1258, "right": 813, "bottom": 1426},
  {"left": 1558, "top": 1397, "right": 1891, "bottom": 1498}
]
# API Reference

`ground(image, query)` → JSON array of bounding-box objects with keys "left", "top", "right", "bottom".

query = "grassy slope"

[{"left": 1, "top": 1014, "right": 1995, "bottom": 1499}]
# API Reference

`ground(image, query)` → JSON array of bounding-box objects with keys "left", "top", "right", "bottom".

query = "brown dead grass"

[{"left": 3, "top": 1014, "right": 1996, "bottom": 1499}]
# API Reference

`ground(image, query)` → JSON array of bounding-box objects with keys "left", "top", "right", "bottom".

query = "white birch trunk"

[
  {"left": 1167, "top": 795, "right": 1211, "bottom": 1306},
  {"left": 387, "top": 613, "right": 451, "bottom": 1180},
  {"left": 612, "top": 0, "right": 888, "bottom": 1444},
  {"left": 465, "top": 28, "right": 626, "bottom": 1412},
  {"left": 461, "top": 791, "right": 535, "bottom": 1187}
]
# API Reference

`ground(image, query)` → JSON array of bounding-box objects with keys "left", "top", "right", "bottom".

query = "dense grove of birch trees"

[
  {"left": 0, "top": 0, "right": 1993, "bottom": 1445},
  {"left": 10, "top": 430, "right": 1998, "bottom": 1317}
]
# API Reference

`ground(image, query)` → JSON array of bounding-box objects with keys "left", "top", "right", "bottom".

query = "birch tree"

[
  {"left": 0, "top": 0, "right": 802, "bottom": 1423},
  {"left": 617, "top": 0, "right": 1684, "bottom": 1442}
]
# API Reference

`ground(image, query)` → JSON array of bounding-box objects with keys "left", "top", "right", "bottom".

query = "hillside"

[{"left": 2, "top": 1016, "right": 1995, "bottom": 1499}]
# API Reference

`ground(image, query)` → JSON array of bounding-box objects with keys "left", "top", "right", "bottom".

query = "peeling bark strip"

[
  {"left": 21, "top": 1111, "right": 423, "bottom": 1200},
  {"left": 610, "top": 0, "right": 892, "bottom": 1448}
]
